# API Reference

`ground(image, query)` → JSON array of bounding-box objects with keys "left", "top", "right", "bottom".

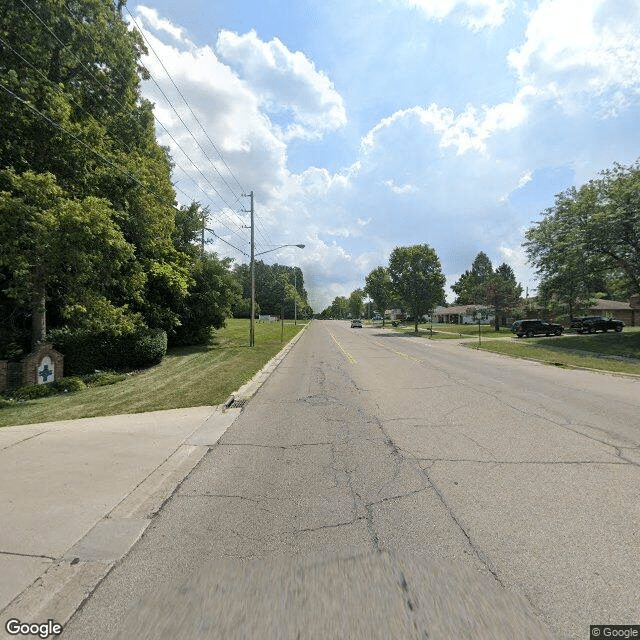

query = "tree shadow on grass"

[
  {"left": 167, "top": 344, "right": 220, "bottom": 357},
  {"left": 369, "top": 331, "right": 432, "bottom": 339}
]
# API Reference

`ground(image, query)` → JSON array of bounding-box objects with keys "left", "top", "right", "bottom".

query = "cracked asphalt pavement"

[{"left": 61, "top": 320, "right": 640, "bottom": 639}]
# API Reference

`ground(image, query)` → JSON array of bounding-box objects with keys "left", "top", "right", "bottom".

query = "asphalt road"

[{"left": 61, "top": 320, "right": 640, "bottom": 639}]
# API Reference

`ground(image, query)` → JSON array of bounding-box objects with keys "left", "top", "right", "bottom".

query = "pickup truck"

[{"left": 570, "top": 316, "right": 624, "bottom": 333}]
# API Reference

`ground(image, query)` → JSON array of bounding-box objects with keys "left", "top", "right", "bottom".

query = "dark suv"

[
  {"left": 511, "top": 319, "right": 564, "bottom": 338},
  {"left": 570, "top": 316, "right": 624, "bottom": 333}
]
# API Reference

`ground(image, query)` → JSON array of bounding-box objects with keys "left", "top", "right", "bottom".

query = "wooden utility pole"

[{"left": 249, "top": 191, "right": 255, "bottom": 347}]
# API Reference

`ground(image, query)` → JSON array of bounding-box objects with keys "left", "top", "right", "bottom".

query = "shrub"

[
  {"left": 83, "top": 371, "right": 127, "bottom": 387},
  {"left": 52, "top": 376, "right": 86, "bottom": 393},
  {"left": 48, "top": 328, "right": 167, "bottom": 375},
  {"left": 13, "top": 383, "right": 56, "bottom": 400},
  {"left": 0, "top": 397, "right": 15, "bottom": 409}
]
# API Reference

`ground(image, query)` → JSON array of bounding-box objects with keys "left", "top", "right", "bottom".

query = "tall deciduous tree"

[
  {"left": 0, "top": 170, "right": 140, "bottom": 349},
  {"left": 364, "top": 266, "right": 392, "bottom": 326},
  {"left": 169, "top": 202, "right": 241, "bottom": 345},
  {"left": 485, "top": 263, "right": 523, "bottom": 330},
  {"left": 233, "top": 262, "right": 310, "bottom": 318},
  {"left": 525, "top": 160, "right": 640, "bottom": 318},
  {"left": 452, "top": 252, "right": 522, "bottom": 330},
  {"left": 0, "top": 0, "right": 190, "bottom": 347},
  {"left": 388, "top": 244, "right": 446, "bottom": 333},
  {"left": 349, "top": 289, "right": 364, "bottom": 319}
]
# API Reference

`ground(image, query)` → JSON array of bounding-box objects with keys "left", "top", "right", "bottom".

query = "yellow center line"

[
  {"left": 327, "top": 330, "right": 357, "bottom": 364},
  {"left": 370, "top": 340, "right": 423, "bottom": 363}
]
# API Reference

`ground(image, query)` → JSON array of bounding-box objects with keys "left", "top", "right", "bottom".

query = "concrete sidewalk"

[
  {"left": 0, "top": 323, "right": 310, "bottom": 638},
  {"left": 0, "top": 405, "right": 241, "bottom": 638}
]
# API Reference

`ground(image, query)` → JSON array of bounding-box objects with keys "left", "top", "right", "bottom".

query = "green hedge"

[
  {"left": 12, "top": 376, "right": 86, "bottom": 400},
  {"left": 49, "top": 328, "right": 167, "bottom": 375}
]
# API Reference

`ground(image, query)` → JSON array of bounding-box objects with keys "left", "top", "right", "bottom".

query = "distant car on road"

[
  {"left": 372, "top": 315, "right": 383, "bottom": 321},
  {"left": 570, "top": 316, "right": 624, "bottom": 333},
  {"left": 350, "top": 319, "right": 363, "bottom": 328},
  {"left": 511, "top": 319, "right": 563, "bottom": 338}
]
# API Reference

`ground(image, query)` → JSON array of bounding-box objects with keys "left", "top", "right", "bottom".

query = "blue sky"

[{"left": 128, "top": 0, "right": 640, "bottom": 311}]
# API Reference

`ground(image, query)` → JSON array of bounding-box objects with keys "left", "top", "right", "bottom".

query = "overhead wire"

[
  {"left": 0, "top": 80, "right": 181, "bottom": 212},
  {"left": 123, "top": 5, "right": 246, "bottom": 201},
  {"left": 15, "top": 0, "right": 250, "bottom": 248},
  {"left": 61, "top": 1, "right": 251, "bottom": 244},
  {"left": 123, "top": 7, "right": 248, "bottom": 225},
  {"left": 122, "top": 6, "right": 279, "bottom": 254},
  {"left": 10, "top": 1, "right": 284, "bottom": 262}
]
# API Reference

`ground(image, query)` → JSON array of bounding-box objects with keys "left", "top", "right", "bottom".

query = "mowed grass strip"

[
  {"left": 387, "top": 322, "right": 513, "bottom": 340},
  {"left": 0, "top": 319, "right": 306, "bottom": 428},
  {"left": 470, "top": 328, "right": 640, "bottom": 375}
]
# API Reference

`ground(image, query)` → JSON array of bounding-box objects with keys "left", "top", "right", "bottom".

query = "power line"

[
  {"left": 123, "top": 5, "right": 246, "bottom": 199},
  {"left": 123, "top": 7, "right": 278, "bottom": 251},
  {"left": 66, "top": 2, "right": 249, "bottom": 238},
  {"left": 124, "top": 8, "right": 247, "bottom": 219},
  {"left": 0, "top": 80, "right": 180, "bottom": 212},
  {"left": 15, "top": 0, "right": 249, "bottom": 246}
]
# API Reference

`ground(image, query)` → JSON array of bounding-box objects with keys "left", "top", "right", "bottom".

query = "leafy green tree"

[
  {"left": 170, "top": 253, "right": 241, "bottom": 345},
  {"left": 388, "top": 244, "right": 446, "bottom": 333},
  {"left": 587, "top": 162, "right": 640, "bottom": 294},
  {"left": 233, "top": 262, "right": 310, "bottom": 318},
  {"left": 325, "top": 296, "right": 349, "bottom": 319},
  {"left": 349, "top": 289, "right": 364, "bottom": 319},
  {"left": 364, "top": 266, "right": 393, "bottom": 326},
  {"left": 526, "top": 161, "right": 640, "bottom": 318},
  {"left": 452, "top": 252, "right": 522, "bottom": 329},
  {"left": 525, "top": 187, "right": 603, "bottom": 319},
  {"left": 168, "top": 202, "right": 240, "bottom": 345},
  {"left": 0, "top": 0, "right": 190, "bottom": 345},
  {"left": 0, "top": 170, "right": 141, "bottom": 348}
]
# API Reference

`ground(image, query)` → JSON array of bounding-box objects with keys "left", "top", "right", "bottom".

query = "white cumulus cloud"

[
  {"left": 216, "top": 30, "right": 347, "bottom": 140},
  {"left": 405, "top": 0, "right": 514, "bottom": 30},
  {"left": 508, "top": 0, "right": 640, "bottom": 115}
]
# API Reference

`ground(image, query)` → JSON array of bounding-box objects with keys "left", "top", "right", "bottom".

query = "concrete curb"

[
  {"left": 0, "top": 408, "right": 240, "bottom": 639},
  {"left": 224, "top": 321, "right": 311, "bottom": 407},
  {"left": 1, "top": 324, "right": 311, "bottom": 638}
]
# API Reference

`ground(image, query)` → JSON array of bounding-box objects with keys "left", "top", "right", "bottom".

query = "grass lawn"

[
  {"left": 469, "top": 327, "right": 640, "bottom": 375},
  {"left": 0, "top": 319, "right": 306, "bottom": 428},
  {"left": 386, "top": 322, "right": 513, "bottom": 340}
]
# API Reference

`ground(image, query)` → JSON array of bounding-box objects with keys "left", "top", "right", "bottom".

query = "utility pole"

[
  {"left": 294, "top": 271, "right": 297, "bottom": 325},
  {"left": 242, "top": 191, "right": 255, "bottom": 347},
  {"left": 249, "top": 191, "right": 255, "bottom": 347},
  {"left": 201, "top": 209, "right": 205, "bottom": 253}
]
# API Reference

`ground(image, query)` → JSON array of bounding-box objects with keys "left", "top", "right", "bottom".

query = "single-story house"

[
  {"left": 524, "top": 295, "right": 640, "bottom": 326},
  {"left": 433, "top": 305, "right": 495, "bottom": 325}
]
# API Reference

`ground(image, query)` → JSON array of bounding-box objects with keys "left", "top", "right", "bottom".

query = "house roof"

[
  {"left": 433, "top": 304, "right": 489, "bottom": 316},
  {"left": 588, "top": 299, "right": 631, "bottom": 310}
]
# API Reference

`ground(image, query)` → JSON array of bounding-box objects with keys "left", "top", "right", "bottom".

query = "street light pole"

[
  {"left": 249, "top": 191, "right": 255, "bottom": 347},
  {"left": 294, "top": 271, "right": 297, "bottom": 325}
]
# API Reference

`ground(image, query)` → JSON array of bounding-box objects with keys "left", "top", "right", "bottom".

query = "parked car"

[
  {"left": 350, "top": 319, "right": 363, "bottom": 328},
  {"left": 511, "top": 319, "right": 563, "bottom": 338},
  {"left": 570, "top": 316, "right": 624, "bottom": 333}
]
